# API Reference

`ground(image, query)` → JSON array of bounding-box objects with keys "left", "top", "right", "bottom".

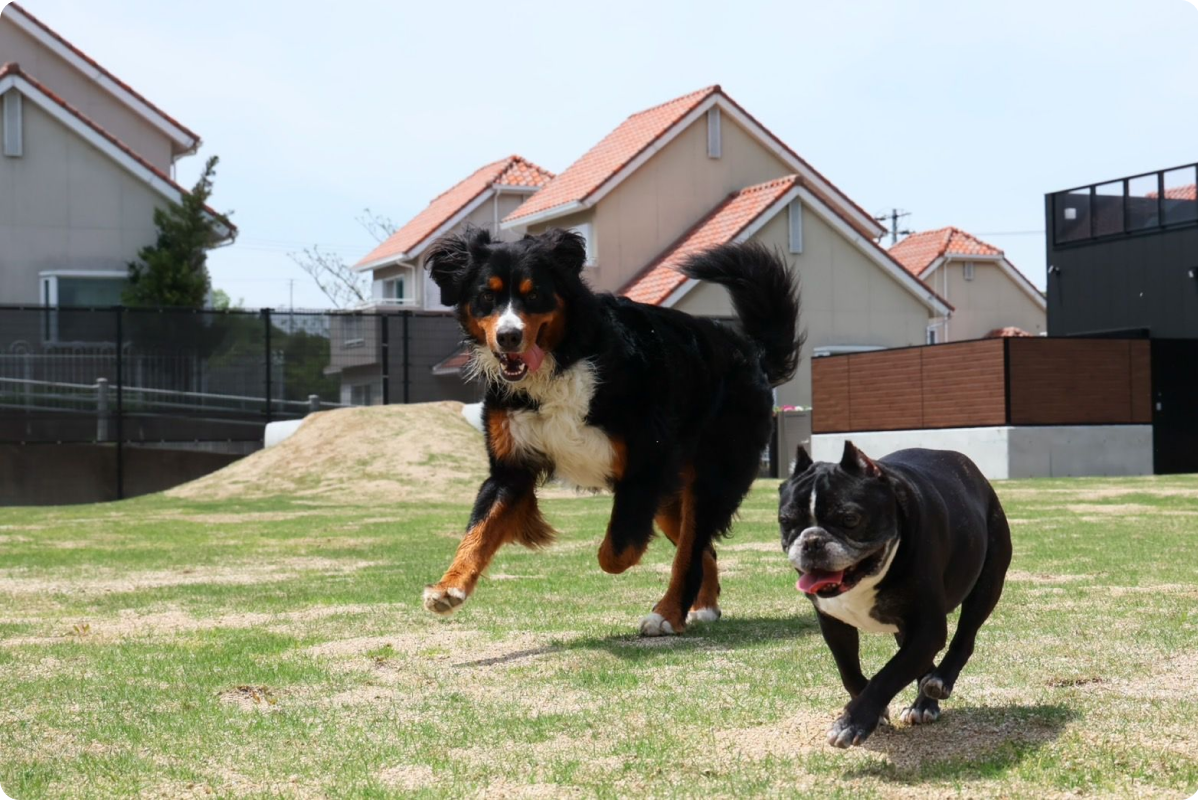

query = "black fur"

[{"left": 425, "top": 227, "right": 803, "bottom": 625}]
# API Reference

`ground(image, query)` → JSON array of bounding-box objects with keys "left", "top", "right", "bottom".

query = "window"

[
  {"left": 342, "top": 315, "right": 365, "bottom": 348},
  {"left": 926, "top": 325, "right": 938, "bottom": 345},
  {"left": 38, "top": 272, "right": 128, "bottom": 341},
  {"left": 788, "top": 201, "right": 803, "bottom": 254},
  {"left": 568, "top": 223, "right": 596, "bottom": 266},
  {"left": 963, "top": 261, "right": 975, "bottom": 281},
  {"left": 707, "top": 106, "right": 721, "bottom": 159},
  {"left": 2, "top": 90, "right": 21, "bottom": 158},
  {"left": 350, "top": 384, "right": 373, "bottom": 406},
  {"left": 383, "top": 276, "right": 406, "bottom": 302}
]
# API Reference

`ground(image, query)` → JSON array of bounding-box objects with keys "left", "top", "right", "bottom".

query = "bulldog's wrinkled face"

[{"left": 778, "top": 442, "right": 900, "bottom": 598}]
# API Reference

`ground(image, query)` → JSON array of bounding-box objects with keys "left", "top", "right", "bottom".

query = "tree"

[
  {"left": 124, "top": 155, "right": 232, "bottom": 308},
  {"left": 290, "top": 208, "right": 397, "bottom": 309}
]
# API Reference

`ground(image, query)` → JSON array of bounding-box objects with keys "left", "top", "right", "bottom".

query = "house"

[
  {"left": 502, "top": 85, "right": 950, "bottom": 410},
  {"left": 329, "top": 156, "right": 553, "bottom": 405},
  {"left": 1046, "top": 161, "right": 1198, "bottom": 474},
  {"left": 889, "top": 227, "right": 1046, "bottom": 342},
  {"left": 0, "top": 4, "right": 232, "bottom": 311},
  {"left": 353, "top": 155, "right": 554, "bottom": 310}
]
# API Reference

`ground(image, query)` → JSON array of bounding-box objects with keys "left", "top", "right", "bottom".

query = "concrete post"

[{"left": 308, "top": 394, "right": 320, "bottom": 414}]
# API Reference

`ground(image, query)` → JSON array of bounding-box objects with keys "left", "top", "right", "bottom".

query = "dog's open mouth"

[
  {"left": 796, "top": 546, "right": 890, "bottom": 598},
  {"left": 494, "top": 345, "right": 546, "bottom": 382}
]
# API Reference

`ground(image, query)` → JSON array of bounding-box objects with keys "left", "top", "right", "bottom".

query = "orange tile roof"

[
  {"left": 4, "top": 3, "right": 199, "bottom": 150},
  {"left": 503, "top": 86, "right": 880, "bottom": 238},
  {"left": 505, "top": 86, "right": 719, "bottom": 224},
  {"left": 355, "top": 155, "right": 554, "bottom": 268},
  {"left": 621, "top": 176, "right": 800, "bottom": 305},
  {"left": 0, "top": 62, "right": 234, "bottom": 237},
  {"left": 1148, "top": 183, "right": 1197, "bottom": 201},
  {"left": 622, "top": 175, "right": 952, "bottom": 311},
  {"left": 889, "top": 227, "right": 1003, "bottom": 277},
  {"left": 985, "top": 327, "right": 1034, "bottom": 338}
]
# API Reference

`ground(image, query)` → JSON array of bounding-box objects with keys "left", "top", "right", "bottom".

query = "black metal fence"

[{"left": 0, "top": 305, "right": 476, "bottom": 503}]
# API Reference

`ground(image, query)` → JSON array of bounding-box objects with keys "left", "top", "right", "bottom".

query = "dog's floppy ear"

[
  {"left": 541, "top": 227, "right": 587, "bottom": 277},
  {"left": 425, "top": 226, "right": 491, "bottom": 305},
  {"left": 840, "top": 440, "right": 883, "bottom": 479},
  {"left": 791, "top": 445, "right": 814, "bottom": 478}
]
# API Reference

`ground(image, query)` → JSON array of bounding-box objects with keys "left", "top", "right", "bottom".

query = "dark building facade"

[{"left": 1045, "top": 162, "right": 1198, "bottom": 473}]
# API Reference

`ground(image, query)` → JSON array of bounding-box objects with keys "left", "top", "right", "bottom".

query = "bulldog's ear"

[
  {"left": 791, "top": 445, "right": 814, "bottom": 477},
  {"left": 841, "top": 440, "right": 883, "bottom": 478},
  {"left": 541, "top": 227, "right": 587, "bottom": 277},
  {"left": 424, "top": 226, "right": 490, "bottom": 305}
]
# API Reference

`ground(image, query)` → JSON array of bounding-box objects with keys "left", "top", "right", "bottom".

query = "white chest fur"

[
  {"left": 814, "top": 541, "right": 900, "bottom": 634},
  {"left": 496, "top": 359, "right": 616, "bottom": 490}
]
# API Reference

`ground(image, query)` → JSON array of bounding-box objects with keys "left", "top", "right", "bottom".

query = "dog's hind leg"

[
  {"left": 655, "top": 494, "right": 721, "bottom": 624},
  {"left": 640, "top": 468, "right": 706, "bottom": 636},
  {"left": 423, "top": 466, "right": 549, "bottom": 615},
  {"left": 921, "top": 502, "right": 1012, "bottom": 701}
]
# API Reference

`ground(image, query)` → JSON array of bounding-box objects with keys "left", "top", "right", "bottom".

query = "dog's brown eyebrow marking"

[
  {"left": 488, "top": 276, "right": 504, "bottom": 292},
  {"left": 519, "top": 278, "right": 534, "bottom": 295}
]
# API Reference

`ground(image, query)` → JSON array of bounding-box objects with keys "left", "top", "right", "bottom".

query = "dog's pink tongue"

[
  {"left": 519, "top": 345, "right": 546, "bottom": 373},
  {"left": 797, "top": 569, "right": 845, "bottom": 595}
]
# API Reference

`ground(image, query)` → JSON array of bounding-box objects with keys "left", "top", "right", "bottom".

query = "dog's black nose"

[
  {"left": 802, "top": 537, "right": 825, "bottom": 556},
  {"left": 496, "top": 329, "right": 522, "bottom": 351}
]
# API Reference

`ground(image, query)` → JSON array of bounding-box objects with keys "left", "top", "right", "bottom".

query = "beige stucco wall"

[
  {"left": 927, "top": 259, "right": 1046, "bottom": 341},
  {"left": 529, "top": 111, "right": 792, "bottom": 294},
  {"left": 0, "top": 97, "right": 163, "bottom": 304},
  {"left": 0, "top": 12, "right": 177, "bottom": 171},
  {"left": 675, "top": 203, "right": 933, "bottom": 408}
]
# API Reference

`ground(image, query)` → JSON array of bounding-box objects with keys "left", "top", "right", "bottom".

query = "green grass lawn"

[{"left": 1, "top": 475, "right": 1197, "bottom": 798}]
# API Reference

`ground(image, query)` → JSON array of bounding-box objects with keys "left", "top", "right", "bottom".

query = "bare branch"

[
  {"left": 288, "top": 246, "right": 369, "bottom": 309},
  {"left": 356, "top": 208, "right": 399, "bottom": 244}
]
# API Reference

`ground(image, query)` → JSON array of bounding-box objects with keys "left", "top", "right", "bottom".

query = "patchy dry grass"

[{"left": 1, "top": 475, "right": 1197, "bottom": 798}]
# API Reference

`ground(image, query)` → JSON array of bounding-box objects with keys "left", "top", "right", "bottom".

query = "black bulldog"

[{"left": 779, "top": 442, "right": 1012, "bottom": 748}]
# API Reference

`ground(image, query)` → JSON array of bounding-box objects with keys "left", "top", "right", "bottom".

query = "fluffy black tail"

[{"left": 680, "top": 241, "right": 804, "bottom": 386}]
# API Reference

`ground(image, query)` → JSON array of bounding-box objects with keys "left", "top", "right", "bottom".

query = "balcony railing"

[{"left": 1050, "top": 162, "right": 1198, "bottom": 245}]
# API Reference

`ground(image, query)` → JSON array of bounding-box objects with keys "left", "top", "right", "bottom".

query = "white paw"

[
  {"left": 686, "top": 607, "right": 722, "bottom": 624},
  {"left": 919, "top": 675, "right": 951, "bottom": 700},
  {"left": 898, "top": 705, "right": 940, "bottom": 725},
  {"left": 423, "top": 586, "right": 467, "bottom": 615},
  {"left": 639, "top": 612, "right": 677, "bottom": 637}
]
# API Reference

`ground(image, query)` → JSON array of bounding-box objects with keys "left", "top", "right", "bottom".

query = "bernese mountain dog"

[{"left": 421, "top": 226, "right": 802, "bottom": 635}]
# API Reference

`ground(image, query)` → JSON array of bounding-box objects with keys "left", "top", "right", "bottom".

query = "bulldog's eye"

[
  {"left": 779, "top": 514, "right": 798, "bottom": 528},
  {"left": 841, "top": 513, "right": 862, "bottom": 528}
]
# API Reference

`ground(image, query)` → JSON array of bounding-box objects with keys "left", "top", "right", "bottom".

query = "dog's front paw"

[
  {"left": 423, "top": 585, "right": 467, "bottom": 615},
  {"left": 919, "top": 674, "right": 952, "bottom": 700},
  {"left": 639, "top": 611, "right": 683, "bottom": 637},
  {"left": 827, "top": 710, "right": 881, "bottom": 748},
  {"left": 686, "top": 606, "right": 721, "bottom": 624}
]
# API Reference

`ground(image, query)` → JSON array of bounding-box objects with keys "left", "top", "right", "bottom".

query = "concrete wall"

[
  {"left": 0, "top": 12, "right": 176, "bottom": 170},
  {"left": 0, "top": 443, "right": 244, "bottom": 505},
  {"left": 0, "top": 98, "right": 164, "bottom": 305},
  {"left": 675, "top": 204, "right": 933, "bottom": 408},
  {"left": 927, "top": 259, "right": 1046, "bottom": 341},
  {"left": 812, "top": 425, "right": 1154, "bottom": 480},
  {"left": 529, "top": 112, "right": 792, "bottom": 294}
]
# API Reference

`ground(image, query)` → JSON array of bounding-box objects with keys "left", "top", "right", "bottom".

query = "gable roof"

[
  {"left": 354, "top": 155, "right": 554, "bottom": 271},
  {"left": 2, "top": 3, "right": 200, "bottom": 156},
  {"left": 889, "top": 227, "right": 1002, "bottom": 277},
  {"left": 890, "top": 226, "right": 1044, "bottom": 309},
  {"left": 621, "top": 175, "right": 951, "bottom": 315},
  {"left": 1148, "top": 183, "right": 1197, "bottom": 201},
  {"left": 622, "top": 176, "right": 798, "bottom": 305},
  {"left": 501, "top": 86, "right": 884, "bottom": 239},
  {"left": 0, "top": 62, "right": 234, "bottom": 240}
]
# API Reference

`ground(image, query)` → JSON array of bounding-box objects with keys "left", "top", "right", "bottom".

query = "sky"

[{"left": 15, "top": 0, "right": 1198, "bottom": 309}]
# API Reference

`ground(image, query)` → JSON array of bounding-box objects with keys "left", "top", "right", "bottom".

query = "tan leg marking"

[{"left": 657, "top": 496, "right": 721, "bottom": 618}]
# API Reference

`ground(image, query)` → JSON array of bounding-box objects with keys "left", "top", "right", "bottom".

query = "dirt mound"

[{"left": 168, "top": 402, "right": 489, "bottom": 503}]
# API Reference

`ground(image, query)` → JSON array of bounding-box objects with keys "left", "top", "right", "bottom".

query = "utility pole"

[
  {"left": 875, "top": 208, "right": 914, "bottom": 246},
  {"left": 288, "top": 279, "right": 295, "bottom": 333}
]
